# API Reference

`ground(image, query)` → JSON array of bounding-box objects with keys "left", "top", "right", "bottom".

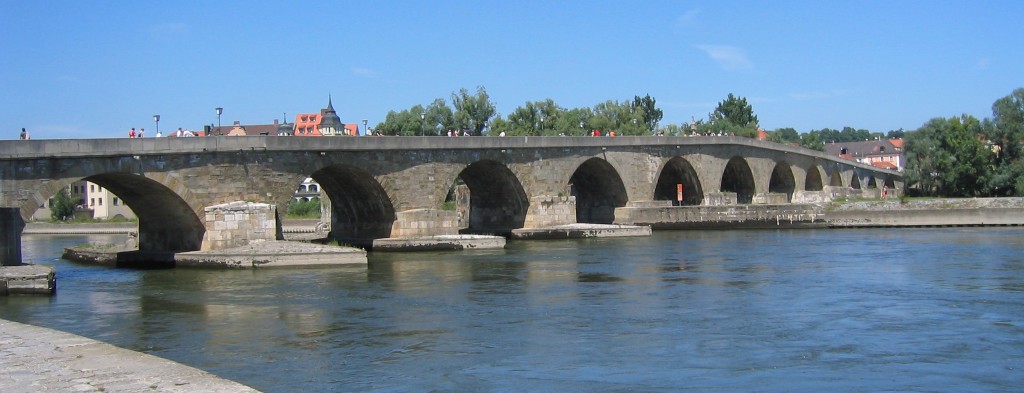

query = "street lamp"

[
  {"left": 153, "top": 114, "right": 160, "bottom": 136},
  {"left": 540, "top": 116, "right": 545, "bottom": 133},
  {"left": 420, "top": 112, "right": 426, "bottom": 136},
  {"left": 362, "top": 119, "right": 368, "bottom": 136},
  {"left": 215, "top": 107, "right": 223, "bottom": 135}
]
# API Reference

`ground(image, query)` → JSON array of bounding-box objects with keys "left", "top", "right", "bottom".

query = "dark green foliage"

[
  {"left": 287, "top": 197, "right": 321, "bottom": 218},
  {"left": 904, "top": 115, "right": 990, "bottom": 197},
  {"left": 51, "top": 188, "right": 75, "bottom": 221}
]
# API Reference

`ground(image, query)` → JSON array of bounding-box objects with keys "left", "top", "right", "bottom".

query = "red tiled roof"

[{"left": 871, "top": 161, "right": 898, "bottom": 170}]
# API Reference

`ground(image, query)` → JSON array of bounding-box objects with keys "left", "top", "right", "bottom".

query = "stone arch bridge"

[{"left": 1, "top": 136, "right": 901, "bottom": 265}]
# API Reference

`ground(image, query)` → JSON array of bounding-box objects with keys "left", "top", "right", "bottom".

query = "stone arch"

[
  {"left": 828, "top": 169, "right": 844, "bottom": 187},
  {"left": 721, "top": 156, "right": 756, "bottom": 204},
  {"left": 850, "top": 172, "right": 862, "bottom": 189},
  {"left": 654, "top": 157, "right": 703, "bottom": 205},
  {"left": 768, "top": 162, "right": 796, "bottom": 202},
  {"left": 805, "top": 165, "right": 824, "bottom": 191},
  {"left": 865, "top": 175, "right": 878, "bottom": 188},
  {"left": 569, "top": 157, "right": 628, "bottom": 224},
  {"left": 83, "top": 173, "right": 204, "bottom": 253},
  {"left": 312, "top": 165, "right": 396, "bottom": 248},
  {"left": 451, "top": 159, "right": 529, "bottom": 236},
  {"left": 883, "top": 176, "right": 896, "bottom": 189}
]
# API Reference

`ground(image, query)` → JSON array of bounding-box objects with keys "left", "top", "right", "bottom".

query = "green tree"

[
  {"left": 376, "top": 104, "right": 429, "bottom": 136},
  {"left": 632, "top": 94, "right": 664, "bottom": 133},
  {"left": 799, "top": 130, "right": 825, "bottom": 151},
  {"left": 904, "top": 115, "right": 990, "bottom": 197},
  {"left": 769, "top": 127, "right": 800, "bottom": 144},
  {"left": 452, "top": 86, "right": 497, "bottom": 135},
  {"left": 51, "top": 188, "right": 75, "bottom": 221},
  {"left": 287, "top": 197, "right": 321, "bottom": 218},
  {"left": 987, "top": 88, "right": 1024, "bottom": 196}
]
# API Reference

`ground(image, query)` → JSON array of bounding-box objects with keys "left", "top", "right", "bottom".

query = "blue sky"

[{"left": 2, "top": 1, "right": 1022, "bottom": 139}]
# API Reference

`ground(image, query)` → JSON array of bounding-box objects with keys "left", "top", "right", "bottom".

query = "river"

[{"left": 3, "top": 228, "right": 1024, "bottom": 392}]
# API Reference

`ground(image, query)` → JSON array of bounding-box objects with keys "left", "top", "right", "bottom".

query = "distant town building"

[
  {"left": 825, "top": 138, "right": 905, "bottom": 171},
  {"left": 32, "top": 181, "right": 136, "bottom": 221},
  {"left": 210, "top": 119, "right": 293, "bottom": 136},
  {"left": 293, "top": 96, "right": 357, "bottom": 137}
]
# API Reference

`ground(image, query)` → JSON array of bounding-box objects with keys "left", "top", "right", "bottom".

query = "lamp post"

[
  {"left": 362, "top": 119, "right": 368, "bottom": 136},
  {"left": 420, "top": 112, "right": 426, "bottom": 136},
  {"left": 153, "top": 114, "right": 160, "bottom": 136},
  {"left": 540, "top": 116, "right": 545, "bottom": 133},
  {"left": 215, "top": 107, "right": 223, "bottom": 135}
]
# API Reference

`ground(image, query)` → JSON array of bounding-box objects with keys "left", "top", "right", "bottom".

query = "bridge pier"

[
  {"left": 523, "top": 195, "right": 577, "bottom": 228},
  {"left": 390, "top": 208, "right": 460, "bottom": 238},
  {"left": 1, "top": 208, "right": 25, "bottom": 266}
]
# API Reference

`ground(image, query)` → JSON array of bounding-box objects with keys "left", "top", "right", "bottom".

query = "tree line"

[{"left": 374, "top": 86, "right": 1024, "bottom": 197}]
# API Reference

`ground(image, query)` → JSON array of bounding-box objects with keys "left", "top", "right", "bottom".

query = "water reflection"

[{"left": 4, "top": 228, "right": 1024, "bottom": 391}]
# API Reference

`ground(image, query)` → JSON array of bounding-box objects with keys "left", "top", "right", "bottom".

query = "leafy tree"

[
  {"left": 633, "top": 94, "right": 663, "bottom": 133},
  {"left": 799, "top": 131, "right": 826, "bottom": 151},
  {"left": 904, "top": 115, "right": 990, "bottom": 197},
  {"left": 451, "top": 86, "right": 496, "bottom": 135},
  {"left": 51, "top": 188, "right": 76, "bottom": 221},
  {"left": 886, "top": 128, "right": 907, "bottom": 139},
  {"left": 712, "top": 93, "right": 758, "bottom": 126},
  {"left": 987, "top": 88, "right": 1024, "bottom": 196},
  {"left": 287, "top": 197, "right": 321, "bottom": 218},
  {"left": 768, "top": 127, "right": 800, "bottom": 144},
  {"left": 376, "top": 104, "right": 429, "bottom": 136}
]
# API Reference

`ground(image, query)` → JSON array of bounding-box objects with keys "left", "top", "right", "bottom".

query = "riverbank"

[{"left": 0, "top": 318, "right": 258, "bottom": 392}]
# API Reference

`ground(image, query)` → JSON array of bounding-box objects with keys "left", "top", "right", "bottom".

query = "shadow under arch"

[
  {"left": 312, "top": 165, "right": 396, "bottom": 248},
  {"left": 865, "top": 175, "right": 878, "bottom": 188},
  {"left": 829, "top": 169, "right": 844, "bottom": 187},
  {"left": 850, "top": 173, "right": 862, "bottom": 189},
  {"left": 84, "top": 173, "right": 204, "bottom": 253},
  {"left": 805, "top": 165, "right": 824, "bottom": 191},
  {"left": 721, "top": 156, "right": 756, "bottom": 204},
  {"left": 654, "top": 157, "right": 703, "bottom": 205},
  {"left": 570, "top": 158, "right": 627, "bottom": 224},
  {"left": 769, "top": 162, "right": 796, "bottom": 202},
  {"left": 451, "top": 160, "right": 529, "bottom": 236}
]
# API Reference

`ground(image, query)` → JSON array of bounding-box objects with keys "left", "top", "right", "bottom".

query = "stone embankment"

[
  {"left": 0, "top": 318, "right": 259, "bottom": 393},
  {"left": 825, "top": 197, "right": 1024, "bottom": 227}
]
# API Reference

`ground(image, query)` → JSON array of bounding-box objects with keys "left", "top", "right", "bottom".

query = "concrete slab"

[
  {"left": 175, "top": 240, "right": 366, "bottom": 268},
  {"left": 0, "top": 265, "right": 55, "bottom": 296},
  {"left": 372, "top": 234, "right": 506, "bottom": 251},
  {"left": 0, "top": 318, "right": 258, "bottom": 392},
  {"left": 511, "top": 224, "right": 652, "bottom": 240}
]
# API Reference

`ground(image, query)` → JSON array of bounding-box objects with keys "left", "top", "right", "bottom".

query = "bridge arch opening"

[
  {"left": 447, "top": 160, "right": 529, "bottom": 236},
  {"left": 721, "top": 157, "right": 756, "bottom": 204},
  {"left": 829, "top": 169, "right": 844, "bottom": 187},
  {"left": 654, "top": 157, "right": 703, "bottom": 205},
  {"left": 805, "top": 166, "right": 824, "bottom": 191},
  {"left": 312, "top": 165, "right": 396, "bottom": 248},
  {"left": 850, "top": 173, "right": 862, "bottom": 189},
  {"left": 83, "top": 173, "right": 204, "bottom": 253},
  {"left": 768, "top": 162, "right": 796, "bottom": 202},
  {"left": 569, "top": 158, "right": 628, "bottom": 224},
  {"left": 883, "top": 176, "right": 896, "bottom": 190},
  {"left": 865, "top": 175, "right": 877, "bottom": 188}
]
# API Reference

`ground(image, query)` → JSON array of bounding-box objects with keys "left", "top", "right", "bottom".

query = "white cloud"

[
  {"left": 695, "top": 45, "right": 752, "bottom": 70},
  {"left": 676, "top": 8, "right": 701, "bottom": 28},
  {"left": 351, "top": 67, "right": 379, "bottom": 78}
]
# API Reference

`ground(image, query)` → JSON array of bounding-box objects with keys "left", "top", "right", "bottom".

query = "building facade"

[{"left": 826, "top": 138, "right": 905, "bottom": 172}]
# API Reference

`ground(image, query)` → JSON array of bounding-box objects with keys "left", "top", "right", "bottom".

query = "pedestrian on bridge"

[
  {"left": 19, "top": 128, "right": 29, "bottom": 140},
  {"left": 129, "top": 128, "right": 136, "bottom": 138}
]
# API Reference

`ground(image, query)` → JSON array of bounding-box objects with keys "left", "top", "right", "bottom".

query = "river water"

[{"left": 3, "top": 228, "right": 1024, "bottom": 392}]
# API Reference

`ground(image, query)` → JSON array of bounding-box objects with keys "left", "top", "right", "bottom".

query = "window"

[
  {"left": 90, "top": 198, "right": 95, "bottom": 206},
  {"left": 113, "top": 197, "right": 120, "bottom": 206},
  {"left": 98, "top": 198, "right": 103, "bottom": 206},
  {"left": 90, "top": 185, "right": 95, "bottom": 192}
]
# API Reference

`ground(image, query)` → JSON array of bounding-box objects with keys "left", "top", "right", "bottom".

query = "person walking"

[
  {"left": 138, "top": 128, "right": 145, "bottom": 138},
  {"left": 129, "top": 128, "right": 136, "bottom": 138},
  {"left": 19, "top": 128, "right": 29, "bottom": 140}
]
